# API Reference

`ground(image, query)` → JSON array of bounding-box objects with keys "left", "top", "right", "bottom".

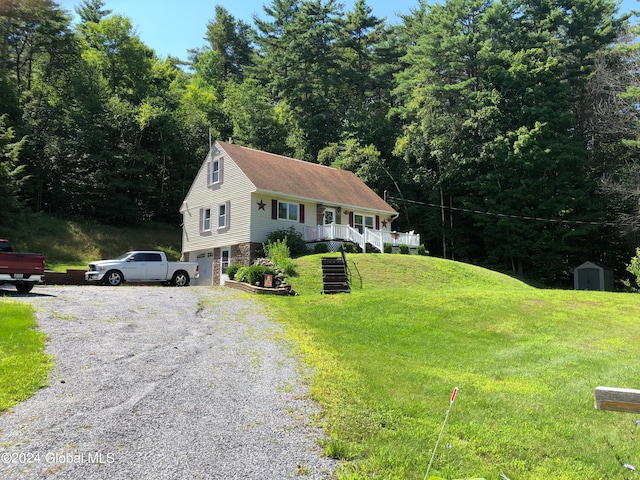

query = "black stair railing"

[{"left": 340, "top": 245, "right": 362, "bottom": 289}]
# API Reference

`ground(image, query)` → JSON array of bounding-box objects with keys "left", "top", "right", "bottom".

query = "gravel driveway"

[{"left": 0, "top": 286, "right": 336, "bottom": 479}]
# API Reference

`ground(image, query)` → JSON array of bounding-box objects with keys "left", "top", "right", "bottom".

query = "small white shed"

[{"left": 573, "top": 261, "right": 614, "bottom": 291}]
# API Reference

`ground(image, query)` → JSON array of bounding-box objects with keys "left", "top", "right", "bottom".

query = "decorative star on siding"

[
  {"left": 382, "top": 219, "right": 388, "bottom": 228},
  {"left": 257, "top": 200, "right": 266, "bottom": 210}
]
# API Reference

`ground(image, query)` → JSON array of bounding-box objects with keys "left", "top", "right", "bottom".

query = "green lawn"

[
  {"left": 264, "top": 254, "right": 640, "bottom": 479},
  {"left": 0, "top": 302, "right": 51, "bottom": 411}
]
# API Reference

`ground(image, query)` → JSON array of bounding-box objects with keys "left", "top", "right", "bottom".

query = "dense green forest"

[{"left": 1, "top": 0, "right": 638, "bottom": 285}]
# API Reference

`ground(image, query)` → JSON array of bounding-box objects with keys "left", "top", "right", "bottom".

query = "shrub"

[
  {"left": 234, "top": 266, "right": 248, "bottom": 283},
  {"left": 383, "top": 242, "right": 393, "bottom": 254},
  {"left": 265, "top": 226, "right": 307, "bottom": 257},
  {"left": 264, "top": 238, "right": 291, "bottom": 265},
  {"left": 226, "top": 264, "right": 242, "bottom": 280},
  {"left": 626, "top": 247, "right": 640, "bottom": 290},
  {"left": 417, "top": 245, "right": 429, "bottom": 256},
  {"left": 264, "top": 237, "right": 297, "bottom": 276},
  {"left": 280, "top": 258, "right": 297, "bottom": 277},
  {"left": 343, "top": 242, "right": 356, "bottom": 253},
  {"left": 314, "top": 243, "right": 329, "bottom": 254},
  {"left": 399, "top": 244, "right": 410, "bottom": 255},
  {"left": 235, "top": 265, "right": 275, "bottom": 286}
]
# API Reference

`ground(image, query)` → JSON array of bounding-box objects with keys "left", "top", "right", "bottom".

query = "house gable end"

[
  {"left": 181, "top": 145, "right": 257, "bottom": 256},
  {"left": 181, "top": 147, "right": 256, "bottom": 212}
]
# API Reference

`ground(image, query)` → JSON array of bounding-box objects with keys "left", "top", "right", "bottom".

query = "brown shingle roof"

[{"left": 217, "top": 141, "right": 397, "bottom": 214}]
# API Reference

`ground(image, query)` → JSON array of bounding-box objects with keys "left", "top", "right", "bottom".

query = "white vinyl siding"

[
  {"left": 250, "top": 194, "right": 314, "bottom": 243},
  {"left": 181, "top": 150, "right": 251, "bottom": 253}
]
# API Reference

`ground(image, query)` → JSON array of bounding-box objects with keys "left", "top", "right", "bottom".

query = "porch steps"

[{"left": 321, "top": 257, "right": 351, "bottom": 294}]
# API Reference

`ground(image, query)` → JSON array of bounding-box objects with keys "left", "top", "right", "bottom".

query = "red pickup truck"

[{"left": 0, "top": 238, "right": 46, "bottom": 293}]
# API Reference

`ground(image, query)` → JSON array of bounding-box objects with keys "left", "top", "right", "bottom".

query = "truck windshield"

[
  {"left": 116, "top": 252, "right": 133, "bottom": 260},
  {"left": 0, "top": 240, "right": 12, "bottom": 252}
]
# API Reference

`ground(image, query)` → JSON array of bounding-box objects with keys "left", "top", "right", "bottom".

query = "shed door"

[{"left": 578, "top": 268, "right": 600, "bottom": 291}]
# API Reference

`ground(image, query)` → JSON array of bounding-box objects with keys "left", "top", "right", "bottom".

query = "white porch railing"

[
  {"left": 304, "top": 225, "right": 420, "bottom": 253},
  {"left": 381, "top": 231, "right": 421, "bottom": 248},
  {"left": 305, "top": 224, "right": 363, "bottom": 249}
]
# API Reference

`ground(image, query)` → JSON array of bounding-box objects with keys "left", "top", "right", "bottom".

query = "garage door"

[{"left": 195, "top": 252, "right": 214, "bottom": 286}]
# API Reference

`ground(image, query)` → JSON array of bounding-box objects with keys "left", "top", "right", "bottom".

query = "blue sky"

[{"left": 56, "top": 0, "right": 638, "bottom": 61}]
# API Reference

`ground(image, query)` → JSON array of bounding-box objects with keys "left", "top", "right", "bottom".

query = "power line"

[{"left": 384, "top": 193, "right": 630, "bottom": 228}]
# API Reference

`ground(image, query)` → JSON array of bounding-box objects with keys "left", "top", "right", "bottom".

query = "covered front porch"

[{"left": 304, "top": 224, "right": 420, "bottom": 253}]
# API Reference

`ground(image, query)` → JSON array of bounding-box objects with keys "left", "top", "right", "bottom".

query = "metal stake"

[{"left": 424, "top": 387, "right": 459, "bottom": 480}]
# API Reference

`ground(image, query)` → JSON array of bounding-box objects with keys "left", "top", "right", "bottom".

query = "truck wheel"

[
  {"left": 15, "top": 282, "right": 34, "bottom": 293},
  {"left": 103, "top": 270, "right": 123, "bottom": 286},
  {"left": 171, "top": 271, "right": 190, "bottom": 287}
]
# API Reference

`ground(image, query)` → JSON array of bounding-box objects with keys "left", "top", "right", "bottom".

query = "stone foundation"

[{"left": 213, "top": 242, "right": 263, "bottom": 285}]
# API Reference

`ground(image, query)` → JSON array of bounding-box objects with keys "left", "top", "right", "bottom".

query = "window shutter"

[
  {"left": 225, "top": 200, "right": 230, "bottom": 229},
  {"left": 219, "top": 157, "right": 224, "bottom": 184},
  {"left": 207, "top": 161, "right": 211, "bottom": 186},
  {"left": 349, "top": 212, "right": 354, "bottom": 227},
  {"left": 199, "top": 208, "right": 203, "bottom": 233},
  {"left": 271, "top": 200, "right": 277, "bottom": 220},
  {"left": 376, "top": 215, "right": 380, "bottom": 230},
  {"left": 299, "top": 204, "right": 305, "bottom": 223}
]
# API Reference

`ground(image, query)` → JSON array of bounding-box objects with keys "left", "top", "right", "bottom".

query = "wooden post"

[{"left": 594, "top": 386, "right": 640, "bottom": 414}]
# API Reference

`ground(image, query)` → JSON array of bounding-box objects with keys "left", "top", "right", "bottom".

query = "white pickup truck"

[{"left": 85, "top": 251, "right": 199, "bottom": 286}]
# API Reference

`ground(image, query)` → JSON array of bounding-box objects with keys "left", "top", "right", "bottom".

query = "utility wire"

[{"left": 385, "top": 194, "right": 630, "bottom": 228}]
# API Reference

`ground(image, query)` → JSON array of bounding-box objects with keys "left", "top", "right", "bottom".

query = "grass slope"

[
  {"left": 265, "top": 253, "right": 640, "bottom": 480},
  {"left": 3, "top": 214, "right": 182, "bottom": 270},
  {"left": 0, "top": 303, "right": 51, "bottom": 411}
]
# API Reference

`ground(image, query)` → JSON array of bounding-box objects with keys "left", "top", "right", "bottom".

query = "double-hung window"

[
  {"left": 211, "top": 159, "right": 220, "bottom": 184},
  {"left": 202, "top": 208, "right": 212, "bottom": 231},
  {"left": 218, "top": 203, "right": 228, "bottom": 228},
  {"left": 278, "top": 201, "right": 298, "bottom": 221},
  {"left": 208, "top": 157, "right": 223, "bottom": 186}
]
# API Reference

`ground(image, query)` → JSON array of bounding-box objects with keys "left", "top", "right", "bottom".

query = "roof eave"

[{"left": 253, "top": 189, "right": 397, "bottom": 216}]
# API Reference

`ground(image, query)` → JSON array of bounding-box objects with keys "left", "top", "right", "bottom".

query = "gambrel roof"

[{"left": 217, "top": 141, "right": 397, "bottom": 215}]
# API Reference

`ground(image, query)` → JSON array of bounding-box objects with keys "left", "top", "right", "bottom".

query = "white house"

[{"left": 180, "top": 141, "right": 419, "bottom": 286}]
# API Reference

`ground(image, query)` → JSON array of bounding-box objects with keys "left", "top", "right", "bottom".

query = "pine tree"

[
  {"left": 254, "top": 0, "right": 343, "bottom": 159},
  {"left": 394, "top": 0, "right": 625, "bottom": 282},
  {"left": 205, "top": 5, "right": 254, "bottom": 79}
]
